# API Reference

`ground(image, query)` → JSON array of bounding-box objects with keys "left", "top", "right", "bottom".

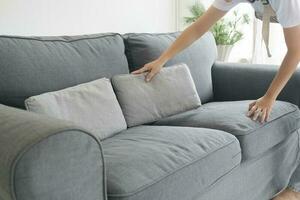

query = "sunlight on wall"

[
  {"left": 0, "top": 0, "right": 287, "bottom": 65},
  {"left": 0, "top": 0, "right": 176, "bottom": 36}
]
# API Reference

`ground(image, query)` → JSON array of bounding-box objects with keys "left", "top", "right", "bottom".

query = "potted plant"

[{"left": 184, "top": 2, "right": 250, "bottom": 61}]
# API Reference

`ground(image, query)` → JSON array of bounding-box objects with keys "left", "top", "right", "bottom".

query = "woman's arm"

[
  {"left": 248, "top": 25, "right": 300, "bottom": 123},
  {"left": 265, "top": 26, "right": 300, "bottom": 100},
  {"left": 132, "top": 6, "right": 226, "bottom": 81}
]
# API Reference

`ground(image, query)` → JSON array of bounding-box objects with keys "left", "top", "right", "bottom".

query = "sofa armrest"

[
  {"left": 0, "top": 105, "right": 106, "bottom": 200},
  {"left": 212, "top": 62, "right": 300, "bottom": 107}
]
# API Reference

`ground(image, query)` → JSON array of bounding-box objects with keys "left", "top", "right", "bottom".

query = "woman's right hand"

[
  {"left": 131, "top": 6, "right": 226, "bottom": 82},
  {"left": 131, "top": 59, "right": 165, "bottom": 82}
]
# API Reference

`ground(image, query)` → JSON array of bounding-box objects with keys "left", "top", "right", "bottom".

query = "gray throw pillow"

[
  {"left": 25, "top": 78, "right": 127, "bottom": 140},
  {"left": 112, "top": 63, "right": 201, "bottom": 127}
]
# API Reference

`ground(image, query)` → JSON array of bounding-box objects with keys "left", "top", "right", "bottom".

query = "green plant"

[
  {"left": 184, "top": 2, "right": 206, "bottom": 24},
  {"left": 184, "top": 3, "right": 250, "bottom": 45}
]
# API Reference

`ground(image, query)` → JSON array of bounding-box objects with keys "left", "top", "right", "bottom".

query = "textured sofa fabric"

[
  {"left": 1, "top": 31, "right": 300, "bottom": 200},
  {"left": 112, "top": 64, "right": 201, "bottom": 127},
  {"left": 123, "top": 32, "right": 217, "bottom": 104},
  {"left": 198, "top": 130, "right": 300, "bottom": 200},
  {"left": 15, "top": 131, "right": 106, "bottom": 200},
  {"left": 0, "top": 105, "right": 106, "bottom": 200},
  {"left": 0, "top": 33, "right": 129, "bottom": 109},
  {"left": 154, "top": 100, "right": 300, "bottom": 160},
  {"left": 102, "top": 126, "right": 241, "bottom": 200},
  {"left": 25, "top": 78, "right": 127, "bottom": 140}
]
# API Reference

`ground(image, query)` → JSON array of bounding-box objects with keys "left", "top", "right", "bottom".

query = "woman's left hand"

[{"left": 247, "top": 95, "right": 276, "bottom": 123}]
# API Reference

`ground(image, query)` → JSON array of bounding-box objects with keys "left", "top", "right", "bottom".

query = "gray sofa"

[{"left": 0, "top": 32, "right": 300, "bottom": 200}]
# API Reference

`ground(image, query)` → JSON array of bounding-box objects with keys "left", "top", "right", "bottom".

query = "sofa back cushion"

[
  {"left": 112, "top": 63, "right": 201, "bottom": 127},
  {"left": 25, "top": 78, "right": 127, "bottom": 140},
  {"left": 123, "top": 32, "right": 217, "bottom": 104},
  {"left": 0, "top": 33, "right": 129, "bottom": 109}
]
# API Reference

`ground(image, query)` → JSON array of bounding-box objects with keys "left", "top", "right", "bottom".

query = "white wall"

[{"left": 0, "top": 0, "right": 176, "bottom": 36}]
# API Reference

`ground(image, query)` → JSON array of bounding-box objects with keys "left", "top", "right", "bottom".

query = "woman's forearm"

[
  {"left": 265, "top": 26, "right": 300, "bottom": 100},
  {"left": 132, "top": 6, "right": 226, "bottom": 80},
  {"left": 158, "top": 6, "right": 226, "bottom": 64},
  {"left": 247, "top": 49, "right": 300, "bottom": 123}
]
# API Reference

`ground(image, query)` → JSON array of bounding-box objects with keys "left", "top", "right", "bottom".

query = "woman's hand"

[
  {"left": 131, "top": 6, "right": 226, "bottom": 82},
  {"left": 247, "top": 26, "right": 300, "bottom": 124},
  {"left": 247, "top": 95, "right": 276, "bottom": 123},
  {"left": 131, "top": 59, "right": 165, "bottom": 82}
]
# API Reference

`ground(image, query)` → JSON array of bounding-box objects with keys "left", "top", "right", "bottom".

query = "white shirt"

[{"left": 213, "top": 0, "right": 300, "bottom": 28}]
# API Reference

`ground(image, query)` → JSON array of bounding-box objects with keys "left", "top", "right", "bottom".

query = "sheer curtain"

[
  {"left": 176, "top": 0, "right": 287, "bottom": 65},
  {"left": 252, "top": 18, "right": 286, "bottom": 64}
]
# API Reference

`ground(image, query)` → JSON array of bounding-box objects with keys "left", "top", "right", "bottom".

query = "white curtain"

[{"left": 252, "top": 18, "right": 286, "bottom": 65}]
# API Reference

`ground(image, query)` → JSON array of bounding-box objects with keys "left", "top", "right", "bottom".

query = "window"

[{"left": 176, "top": 0, "right": 287, "bottom": 65}]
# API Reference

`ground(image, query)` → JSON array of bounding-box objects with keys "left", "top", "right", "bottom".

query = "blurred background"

[{"left": 0, "top": 0, "right": 286, "bottom": 64}]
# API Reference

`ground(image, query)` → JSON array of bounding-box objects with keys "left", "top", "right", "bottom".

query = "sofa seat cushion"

[
  {"left": 154, "top": 100, "right": 300, "bottom": 160},
  {"left": 102, "top": 126, "right": 241, "bottom": 200}
]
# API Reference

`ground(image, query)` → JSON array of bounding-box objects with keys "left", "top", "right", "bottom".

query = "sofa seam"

[
  {"left": 286, "top": 129, "right": 300, "bottom": 192},
  {"left": 295, "top": 129, "right": 300, "bottom": 162},
  {"left": 236, "top": 106, "right": 299, "bottom": 137},
  {"left": 123, "top": 37, "right": 134, "bottom": 71},
  {"left": 107, "top": 139, "right": 238, "bottom": 198},
  {"left": 125, "top": 32, "right": 179, "bottom": 40},
  {"left": 197, "top": 163, "right": 241, "bottom": 199},
  {"left": 153, "top": 102, "right": 299, "bottom": 137},
  {"left": 241, "top": 127, "right": 300, "bottom": 163},
  {"left": 10, "top": 128, "right": 107, "bottom": 200},
  {"left": 0, "top": 33, "right": 121, "bottom": 43},
  {"left": 232, "top": 151, "right": 242, "bottom": 158}
]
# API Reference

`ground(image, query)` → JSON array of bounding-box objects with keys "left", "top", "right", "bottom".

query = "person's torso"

[{"left": 245, "top": 0, "right": 300, "bottom": 28}]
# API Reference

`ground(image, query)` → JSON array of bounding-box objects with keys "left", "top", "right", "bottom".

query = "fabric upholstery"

[
  {"left": 0, "top": 104, "right": 106, "bottom": 200},
  {"left": 123, "top": 32, "right": 217, "bottom": 104},
  {"left": 25, "top": 78, "right": 127, "bottom": 140},
  {"left": 0, "top": 33, "right": 129, "bottom": 109},
  {"left": 154, "top": 100, "right": 300, "bottom": 160},
  {"left": 102, "top": 126, "right": 241, "bottom": 200},
  {"left": 1, "top": 31, "right": 300, "bottom": 200},
  {"left": 112, "top": 64, "right": 201, "bottom": 127},
  {"left": 288, "top": 130, "right": 300, "bottom": 192},
  {"left": 199, "top": 130, "right": 300, "bottom": 200},
  {"left": 212, "top": 62, "right": 300, "bottom": 107},
  {"left": 15, "top": 131, "right": 106, "bottom": 200}
]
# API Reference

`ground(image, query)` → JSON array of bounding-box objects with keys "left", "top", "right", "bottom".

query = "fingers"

[
  {"left": 247, "top": 103, "right": 264, "bottom": 122},
  {"left": 259, "top": 109, "right": 267, "bottom": 123},
  {"left": 252, "top": 108, "right": 262, "bottom": 121},
  {"left": 247, "top": 97, "right": 274, "bottom": 123},
  {"left": 248, "top": 101, "right": 256, "bottom": 111},
  {"left": 131, "top": 65, "right": 149, "bottom": 74},
  {"left": 247, "top": 105, "right": 257, "bottom": 117},
  {"left": 247, "top": 104, "right": 270, "bottom": 123},
  {"left": 145, "top": 70, "right": 159, "bottom": 82},
  {"left": 265, "top": 108, "right": 270, "bottom": 122},
  {"left": 131, "top": 64, "right": 160, "bottom": 82}
]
